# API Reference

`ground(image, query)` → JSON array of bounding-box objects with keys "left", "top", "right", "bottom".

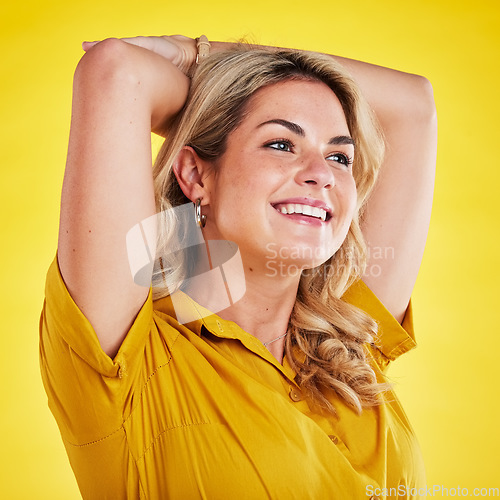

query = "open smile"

[{"left": 271, "top": 198, "right": 333, "bottom": 224}]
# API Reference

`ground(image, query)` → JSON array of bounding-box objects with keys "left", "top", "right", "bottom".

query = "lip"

[{"left": 270, "top": 197, "right": 333, "bottom": 225}]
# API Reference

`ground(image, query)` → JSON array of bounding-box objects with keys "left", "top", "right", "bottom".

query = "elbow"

[
  {"left": 381, "top": 72, "right": 437, "bottom": 132},
  {"left": 74, "top": 38, "right": 140, "bottom": 90},
  {"left": 410, "top": 74, "right": 437, "bottom": 125}
]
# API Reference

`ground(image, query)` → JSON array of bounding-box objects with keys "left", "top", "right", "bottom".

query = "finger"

[
  {"left": 120, "top": 36, "right": 158, "bottom": 51},
  {"left": 82, "top": 41, "right": 100, "bottom": 51},
  {"left": 82, "top": 37, "right": 157, "bottom": 55},
  {"left": 82, "top": 37, "right": 153, "bottom": 52},
  {"left": 121, "top": 36, "right": 182, "bottom": 64}
]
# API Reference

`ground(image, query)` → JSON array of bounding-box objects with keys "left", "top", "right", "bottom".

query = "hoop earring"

[{"left": 195, "top": 198, "right": 207, "bottom": 228}]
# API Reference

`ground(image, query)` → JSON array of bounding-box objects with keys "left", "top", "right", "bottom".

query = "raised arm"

[
  {"left": 58, "top": 36, "right": 194, "bottom": 357},
  {"left": 331, "top": 56, "right": 437, "bottom": 322}
]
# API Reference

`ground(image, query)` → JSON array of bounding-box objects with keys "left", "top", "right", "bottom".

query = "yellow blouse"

[{"left": 40, "top": 257, "right": 425, "bottom": 499}]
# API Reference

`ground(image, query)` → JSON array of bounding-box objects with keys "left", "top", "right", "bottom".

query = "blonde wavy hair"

[{"left": 152, "top": 46, "right": 387, "bottom": 415}]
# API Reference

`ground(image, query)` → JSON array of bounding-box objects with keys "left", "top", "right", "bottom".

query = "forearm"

[{"left": 211, "top": 40, "right": 435, "bottom": 125}]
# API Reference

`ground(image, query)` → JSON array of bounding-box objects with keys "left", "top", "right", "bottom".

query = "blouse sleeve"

[
  {"left": 341, "top": 280, "right": 417, "bottom": 373},
  {"left": 39, "top": 255, "right": 155, "bottom": 446}
]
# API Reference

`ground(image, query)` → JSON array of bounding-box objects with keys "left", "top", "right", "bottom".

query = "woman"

[{"left": 40, "top": 35, "right": 436, "bottom": 499}]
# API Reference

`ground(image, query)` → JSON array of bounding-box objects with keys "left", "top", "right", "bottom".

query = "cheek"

[
  {"left": 349, "top": 183, "right": 358, "bottom": 216},
  {"left": 216, "top": 159, "right": 282, "bottom": 205},
  {"left": 340, "top": 175, "right": 358, "bottom": 214},
  {"left": 209, "top": 171, "right": 259, "bottom": 228},
  {"left": 333, "top": 178, "right": 358, "bottom": 239}
]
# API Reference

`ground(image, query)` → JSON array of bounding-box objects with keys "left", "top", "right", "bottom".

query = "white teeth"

[
  {"left": 276, "top": 203, "right": 328, "bottom": 221},
  {"left": 302, "top": 205, "right": 313, "bottom": 216}
]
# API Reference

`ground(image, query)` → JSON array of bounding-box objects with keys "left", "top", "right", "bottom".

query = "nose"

[{"left": 294, "top": 154, "right": 335, "bottom": 190}]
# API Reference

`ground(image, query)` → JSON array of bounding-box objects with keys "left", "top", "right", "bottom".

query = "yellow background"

[{"left": 1, "top": 0, "right": 498, "bottom": 497}]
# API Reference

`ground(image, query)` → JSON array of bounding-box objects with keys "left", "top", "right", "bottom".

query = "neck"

[
  {"left": 183, "top": 248, "right": 301, "bottom": 363},
  {"left": 220, "top": 263, "right": 299, "bottom": 328}
]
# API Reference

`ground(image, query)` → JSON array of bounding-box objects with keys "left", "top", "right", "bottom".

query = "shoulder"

[{"left": 342, "top": 280, "right": 417, "bottom": 372}]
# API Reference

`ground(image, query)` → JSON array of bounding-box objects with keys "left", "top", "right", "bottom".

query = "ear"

[{"left": 172, "top": 146, "right": 212, "bottom": 203}]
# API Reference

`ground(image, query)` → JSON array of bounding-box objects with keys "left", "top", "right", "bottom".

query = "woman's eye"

[
  {"left": 327, "top": 153, "right": 353, "bottom": 166},
  {"left": 265, "top": 140, "right": 293, "bottom": 152}
]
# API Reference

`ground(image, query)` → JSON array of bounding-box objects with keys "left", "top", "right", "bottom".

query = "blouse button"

[
  {"left": 289, "top": 386, "right": 303, "bottom": 402},
  {"left": 328, "top": 434, "right": 339, "bottom": 444}
]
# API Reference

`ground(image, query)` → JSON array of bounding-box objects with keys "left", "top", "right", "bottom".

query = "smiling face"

[{"left": 201, "top": 79, "right": 358, "bottom": 274}]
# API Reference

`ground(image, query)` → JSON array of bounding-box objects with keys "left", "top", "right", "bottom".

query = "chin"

[{"left": 261, "top": 240, "right": 338, "bottom": 279}]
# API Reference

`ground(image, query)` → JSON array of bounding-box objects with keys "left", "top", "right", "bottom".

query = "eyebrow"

[
  {"left": 257, "top": 119, "right": 355, "bottom": 147},
  {"left": 328, "top": 135, "right": 355, "bottom": 147},
  {"left": 258, "top": 119, "right": 305, "bottom": 137}
]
